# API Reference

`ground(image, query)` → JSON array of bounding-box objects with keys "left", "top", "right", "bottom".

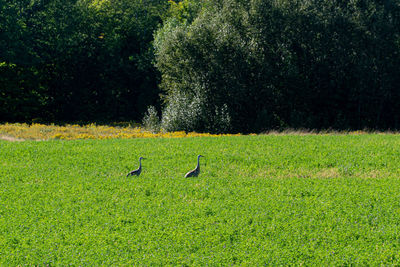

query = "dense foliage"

[
  {"left": 0, "top": 0, "right": 168, "bottom": 123},
  {"left": 1, "top": 0, "right": 400, "bottom": 132},
  {"left": 156, "top": 0, "right": 400, "bottom": 133}
]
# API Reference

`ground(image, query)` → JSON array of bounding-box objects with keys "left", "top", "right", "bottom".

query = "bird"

[
  {"left": 127, "top": 157, "right": 145, "bottom": 177},
  {"left": 185, "top": 155, "right": 204, "bottom": 178}
]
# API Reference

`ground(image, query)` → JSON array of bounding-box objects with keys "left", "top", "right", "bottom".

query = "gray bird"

[
  {"left": 127, "top": 157, "right": 145, "bottom": 177},
  {"left": 185, "top": 155, "right": 204, "bottom": 177}
]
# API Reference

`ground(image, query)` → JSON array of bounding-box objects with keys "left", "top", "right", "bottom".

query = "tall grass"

[{"left": 0, "top": 123, "right": 241, "bottom": 140}]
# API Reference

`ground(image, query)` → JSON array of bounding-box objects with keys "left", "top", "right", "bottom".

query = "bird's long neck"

[
  {"left": 139, "top": 159, "right": 142, "bottom": 169},
  {"left": 196, "top": 156, "right": 200, "bottom": 170}
]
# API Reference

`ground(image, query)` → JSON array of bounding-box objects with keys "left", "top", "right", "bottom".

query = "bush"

[
  {"left": 160, "top": 91, "right": 231, "bottom": 133},
  {"left": 142, "top": 106, "right": 161, "bottom": 133}
]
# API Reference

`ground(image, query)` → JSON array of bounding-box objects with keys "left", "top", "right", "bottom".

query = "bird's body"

[
  {"left": 127, "top": 157, "right": 145, "bottom": 177},
  {"left": 185, "top": 155, "right": 204, "bottom": 178}
]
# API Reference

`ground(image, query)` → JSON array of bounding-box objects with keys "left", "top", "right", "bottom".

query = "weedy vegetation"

[
  {"left": 1, "top": 134, "right": 400, "bottom": 265},
  {"left": 0, "top": 123, "right": 240, "bottom": 140}
]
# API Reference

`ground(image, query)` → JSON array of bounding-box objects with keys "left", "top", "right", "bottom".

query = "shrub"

[{"left": 142, "top": 106, "right": 161, "bottom": 133}]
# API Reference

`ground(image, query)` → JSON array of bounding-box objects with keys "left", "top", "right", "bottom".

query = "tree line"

[
  {"left": 1, "top": 0, "right": 167, "bottom": 123},
  {"left": 1, "top": 0, "right": 400, "bottom": 133}
]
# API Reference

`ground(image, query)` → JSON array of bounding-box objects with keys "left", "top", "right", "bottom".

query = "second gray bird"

[
  {"left": 185, "top": 155, "right": 204, "bottom": 177},
  {"left": 127, "top": 157, "right": 145, "bottom": 177}
]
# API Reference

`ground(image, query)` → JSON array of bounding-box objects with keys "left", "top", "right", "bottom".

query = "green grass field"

[{"left": 1, "top": 134, "right": 400, "bottom": 265}]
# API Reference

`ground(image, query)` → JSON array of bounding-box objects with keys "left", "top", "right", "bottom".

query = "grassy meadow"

[{"left": 1, "top": 132, "right": 400, "bottom": 265}]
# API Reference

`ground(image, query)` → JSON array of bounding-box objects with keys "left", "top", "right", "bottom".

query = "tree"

[
  {"left": 155, "top": 0, "right": 400, "bottom": 133},
  {"left": 0, "top": 0, "right": 170, "bottom": 123}
]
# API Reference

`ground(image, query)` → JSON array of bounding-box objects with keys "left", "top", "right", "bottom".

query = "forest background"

[{"left": 1, "top": 0, "right": 399, "bottom": 133}]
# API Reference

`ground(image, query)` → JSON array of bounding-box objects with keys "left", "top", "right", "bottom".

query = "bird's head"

[
  {"left": 198, "top": 155, "right": 204, "bottom": 158},
  {"left": 139, "top": 157, "right": 146, "bottom": 160}
]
